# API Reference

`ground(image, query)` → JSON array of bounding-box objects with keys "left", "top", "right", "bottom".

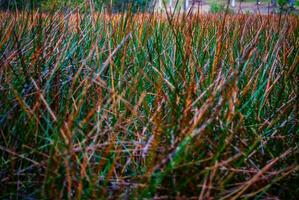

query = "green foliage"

[
  {"left": 109, "top": 0, "right": 154, "bottom": 12},
  {"left": 278, "top": 0, "right": 288, "bottom": 7},
  {"left": 210, "top": 2, "right": 225, "bottom": 13}
]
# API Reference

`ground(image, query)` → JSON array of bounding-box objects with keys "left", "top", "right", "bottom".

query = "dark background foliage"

[
  {"left": 0, "top": 0, "right": 154, "bottom": 12},
  {"left": 0, "top": 0, "right": 42, "bottom": 9}
]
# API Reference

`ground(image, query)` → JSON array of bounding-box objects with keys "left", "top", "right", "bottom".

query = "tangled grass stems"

[{"left": 0, "top": 7, "right": 298, "bottom": 199}]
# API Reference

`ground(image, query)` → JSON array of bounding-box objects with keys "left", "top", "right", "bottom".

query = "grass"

[{"left": 0, "top": 5, "right": 298, "bottom": 199}]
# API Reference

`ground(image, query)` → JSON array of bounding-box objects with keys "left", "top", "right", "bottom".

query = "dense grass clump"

[{"left": 0, "top": 8, "right": 298, "bottom": 199}]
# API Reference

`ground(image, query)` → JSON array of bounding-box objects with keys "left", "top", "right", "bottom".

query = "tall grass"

[{"left": 0, "top": 7, "right": 298, "bottom": 199}]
